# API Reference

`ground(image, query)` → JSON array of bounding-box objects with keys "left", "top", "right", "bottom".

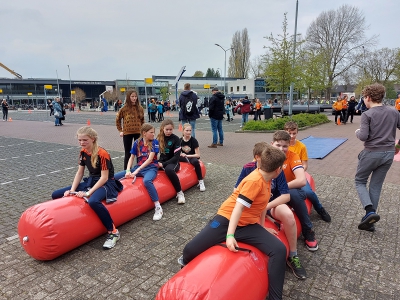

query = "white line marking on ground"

[
  {"left": 36, "top": 174, "right": 46, "bottom": 177},
  {"left": 47, "top": 150, "right": 54, "bottom": 152},
  {"left": 25, "top": 154, "right": 31, "bottom": 157},
  {"left": 58, "top": 149, "right": 64, "bottom": 151},
  {"left": 64, "top": 167, "right": 75, "bottom": 170},
  {"left": 36, "top": 152, "right": 43, "bottom": 155},
  {"left": 12, "top": 157, "right": 19, "bottom": 159},
  {"left": 18, "top": 177, "right": 29, "bottom": 181},
  {"left": 49, "top": 170, "right": 61, "bottom": 173},
  {"left": 6, "top": 235, "right": 19, "bottom": 241},
  {"left": 1, "top": 181, "right": 14, "bottom": 185},
  {"left": 0, "top": 158, "right": 5, "bottom": 161}
]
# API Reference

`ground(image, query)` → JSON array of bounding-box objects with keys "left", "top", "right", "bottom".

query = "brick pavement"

[{"left": 1, "top": 110, "right": 400, "bottom": 299}]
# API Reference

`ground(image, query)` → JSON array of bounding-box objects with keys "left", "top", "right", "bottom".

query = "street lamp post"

[
  {"left": 217, "top": 68, "right": 223, "bottom": 89},
  {"left": 215, "top": 44, "right": 232, "bottom": 95},
  {"left": 288, "top": 0, "right": 299, "bottom": 117},
  {"left": 67, "top": 65, "right": 72, "bottom": 103}
]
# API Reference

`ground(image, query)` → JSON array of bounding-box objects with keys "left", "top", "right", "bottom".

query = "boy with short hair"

[
  {"left": 180, "top": 143, "right": 287, "bottom": 300},
  {"left": 271, "top": 130, "right": 319, "bottom": 251},
  {"left": 355, "top": 83, "right": 400, "bottom": 231},
  {"left": 235, "top": 142, "right": 307, "bottom": 279},
  {"left": 284, "top": 121, "right": 331, "bottom": 222}
]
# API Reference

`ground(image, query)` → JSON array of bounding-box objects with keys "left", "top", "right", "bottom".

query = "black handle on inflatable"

[{"left": 217, "top": 243, "right": 251, "bottom": 253}]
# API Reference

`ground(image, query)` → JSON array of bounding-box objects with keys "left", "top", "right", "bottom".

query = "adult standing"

[
  {"left": 237, "top": 96, "right": 251, "bottom": 128},
  {"left": 346, "top": 96, "right": 358, "bottom": 123},
  {"left": 2, "top": 99, "right": 9, "bottom": 121},
  {"left": 116, "top": 90, "right": 145, "bottom": 170},
  {"left": 179, "top": 83, "right": 200, "bottom": 138},
  {"left": 53, "top": 97, "right": 62, "bottom": 126},
  {"left": 59, "top": 98, "right": 66, "bottom": 126},
  {"left": 48, "top": 99, "right": 54, "bottom": 116},
  {"left": 208, "top": 87, "right": 225, "bottom": 148}
]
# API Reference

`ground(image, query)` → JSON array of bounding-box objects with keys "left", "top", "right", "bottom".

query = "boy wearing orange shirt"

[
  {"left": 180, "top": 144, "right": 287, "bottom": 300},
  {"left": 271, "top": 131, "right": 319, "bottom": 251},
  {"left": 284, "top": 121, "right": 331, "bottom": 222}
]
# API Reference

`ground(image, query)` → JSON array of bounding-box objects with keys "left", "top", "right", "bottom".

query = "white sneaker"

[
  {"left": 198, "top": 180, "right": 206, "bottom": 192},
  {"left": 240, "top": 125, "right": 243, "bottom": 128},
  {"left": 153, "top": 207, "right": 163, "bottom": 221},
  {"left": 103, "top": 230, "right": 120, "bottom": 249},
  {"left": 177, "top": 191, "right": 186, "bottom": 204}
]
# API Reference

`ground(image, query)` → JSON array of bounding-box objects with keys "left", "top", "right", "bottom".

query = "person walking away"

[
  {"left": 53, "top": 97, "right": 62, "bottom": 126},
  {"left": 355, "top": 83, "right": 400, "bottom": 231},
  {"left": 116, "top": 90, "right": 145, "bottom": 170},
  {"left": 48, "top": 99, "right": 54, "bottom": 116},
  {"left": 237, "top": 96, "right": 251, "bottom": 128},
  {"left": 2, "top": 99, "right": 9, "bottom": 121},
  {"left": 59, "top": 99, "right": 66, "bottom": 125},
  {"left": 178, "top": 83, "right": 200, "bottom": 138},
  {"left": 208, "top": 87, "right": 225, "bottom": 148},
  {"left": 346, "top": 96, "right": 357, "bottom": 123},
  {"left": 157, "top": 101, "right": 164, "bottom": 122},
  {"left": 225, "top": 100, "right": 233, "bottom": 122}
]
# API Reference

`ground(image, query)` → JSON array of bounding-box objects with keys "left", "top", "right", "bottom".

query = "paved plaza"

[{"left": 1, "top": 109, "right": 400, "bottom": 299}]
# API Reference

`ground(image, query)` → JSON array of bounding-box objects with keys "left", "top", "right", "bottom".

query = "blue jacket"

[{"left": 179, "top": 90, "right": 199, "bottom": 120}]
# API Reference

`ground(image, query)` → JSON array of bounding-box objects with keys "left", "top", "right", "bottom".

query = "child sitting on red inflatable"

[
  {"left": 52, "top": 126, "right": 123, "bottom": 249},
  {"left": 115, "top": 123, "right": 162, "bottom": 221},
  {"left": 235, "top": 142, "right": 306, "bottom": 280},
  {"left": 284, "top": 121, "right": 331, "bottom": 222},
  {"left": 179, "top": 143, "right": 287, "bottom": 300}
]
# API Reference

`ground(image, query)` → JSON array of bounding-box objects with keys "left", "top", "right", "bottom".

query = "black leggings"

[
  {"left": 182, "top": 215, "right": 286, "bottom": 300},
  {"left": 2, "top": 109, "right": 8, "bottom": 120},
  {"left": 163, "top": 162, "right": 181, "bottom": 192},
  {"left": 179, "top": 156, "right": 203, "bottom": 180},
  {"left": 123, "top": 133, "right": 140, "bottom": 170}
]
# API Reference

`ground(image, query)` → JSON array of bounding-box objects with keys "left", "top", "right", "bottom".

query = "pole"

[
  {"left": 68, "top": 65, "right": 72, "bottom": 103},
  {"left": 215, "top": 44, "right": 232, "bottom": 95},
  {"left": 56, "top": 70, "right": 61, "bottom": 98},
  {"left": 289, "top": 0, "right": 299, "bottom": 117}
]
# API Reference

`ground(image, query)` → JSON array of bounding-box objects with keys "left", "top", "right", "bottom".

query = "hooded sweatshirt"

[{"left": 209, "top": 92, "right": 225, "bottom": 120}]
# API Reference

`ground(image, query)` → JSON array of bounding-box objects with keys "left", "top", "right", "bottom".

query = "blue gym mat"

[{"left": 300, "top": 136, "right": 348, "bottom": 159}]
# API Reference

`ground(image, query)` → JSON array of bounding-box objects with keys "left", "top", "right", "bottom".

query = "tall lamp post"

[
  {"left": 288, "top": 0, "right": 299, "bottom": 117},
  {"left": 67, "top": 65, "right": 72, "bottom": 103},
  {"left": 215, "top": 44, "right": 232, "bottom": 94},
  {"left": 217, "top": 67, "right": 223, "bottom": 89}
]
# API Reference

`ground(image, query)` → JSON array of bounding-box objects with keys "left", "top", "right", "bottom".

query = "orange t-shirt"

[
  {"left": 255, "top": 102, "right": 262, "bottom": 110},
  {"left": 341, "top": 99, "right": 348, "bottom": 109},
  {"left": 217, "top": 169, "right": 271, "bottom": 226},
  {"left": 289, "top": 140, "right": 308, "bottom": 162},
  {"left": 395, "top": 98, "right": 400, "bottom": 111},
  {"left": 282, "top": 150, "right": 303, "bottom": 183}
]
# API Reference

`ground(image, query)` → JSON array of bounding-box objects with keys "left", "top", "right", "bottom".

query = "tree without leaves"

[
  {"left": 249, "top": 55, "right": 265, "bottom": 78},
  {"left": 103, "top": 89, "right": 119, "bottom": 102},
  {"left": 228, "top": 28, "right": 251, "bottom": 78},
  {"left": 72, "top": 87, "right": 86, "bottom": 104},
  {"left": 306, "top": 4, "right": 376, "bottom": 99},
  {"left": 193, "top": 70, "right": 204, "bottom": 77}
]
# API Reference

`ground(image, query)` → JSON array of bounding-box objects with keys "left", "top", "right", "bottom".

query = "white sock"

[{"left": 155, "top": 201, "right": 161, "bottom": 209}]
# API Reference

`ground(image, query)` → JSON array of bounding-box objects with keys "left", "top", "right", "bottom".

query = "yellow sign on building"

[
  {"left": 204, "top": 84, "right": 210, "bottom": 89},
  {"left": 145, "top": 78, "right": 153, "bottom": 84},
  {"left": 0, "top": 89, "right": 2, "bottom": 93},
  {"left": 27, "top": 92, "right": 32, "bottom": 96},
  {"left": 120, "top": 87, "right": 126, "bottom": 92},
  {"left": 71, "top": 90, "right": 76, "bottom": 95},
  {"left": 44, "top": 85, "right": 52, "bottom": 89}
]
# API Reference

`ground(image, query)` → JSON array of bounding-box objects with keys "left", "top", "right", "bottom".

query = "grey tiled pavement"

[{"left": 1, "top": 109, "right": 400, "bottom": 299}]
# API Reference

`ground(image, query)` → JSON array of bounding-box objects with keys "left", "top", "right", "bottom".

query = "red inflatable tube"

[
  {"left": 18, "top": 162, "right": 206, "bottom": 261},
  {"left": 156, "top": 173, "right": 316, "bottom": 300}
]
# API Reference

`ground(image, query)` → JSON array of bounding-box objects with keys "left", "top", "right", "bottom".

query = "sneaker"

[
  {"left": 358, "top": 212, "right": 380, "bottom": 231},
  {"left": 303, "top": 229, "right": 319, "bottom": 251},
  {"left": 177, "top": 255, "right": 186, "bottom": 268},
  {"left": 216, "top": 143, "right": 223, "bottom": 146},
  {"left": 366, "top": 224, "right": 375, "bottom": 232},
  {"left": 177, "top": 191, "right": 186, "bottom": 204},
  {"left": 317, "top": 207, "right": 331, "bottom": 222},
  {"left": 153, "top": 207, "right": 163, "bottom": 221},
  {"left": 198, "top": 180, "right": 206, "bottom": 192},
  {"left": 103, "top": 231, "right": 120, "bottom": 249},
  {"left": 287, "top": 256, "right": 307, "bottom": 279},
  {"left": 208, "top": 144, "right": 217, "bottom": 148},
  {"left": 239, "top": 125, "right": 243, "bottom": 128}
]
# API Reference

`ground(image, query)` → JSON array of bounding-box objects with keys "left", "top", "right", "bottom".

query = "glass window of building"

[
  {"left": 243, "top": 86, "right": 246, "bottom": 92},
  {"left": 236, "top": 86, "right": 239, "bottom": 92},
  {"left": 230, "top": 86, "right": 233, "bottom": 92}
]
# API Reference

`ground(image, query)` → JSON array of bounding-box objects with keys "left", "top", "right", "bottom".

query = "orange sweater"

[{"left": 116, "top": 106, "right": 144, "bottom": 135}]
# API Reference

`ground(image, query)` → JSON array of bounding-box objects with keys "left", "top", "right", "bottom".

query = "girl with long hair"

[
  {"left": 52, "top": 126, "right": 123, "bottom": 249},
  {"left": 179, "top": 123, "right": 205, "bottom": 191},
  {"left": 116, "top": 90, "right": 145, "bottom": 170},
  {"left": 157, "top": 119, "right": 186, "bottom": 204},
  {"left": 115, "top": 123, "right": 163, "bottom": 221}
]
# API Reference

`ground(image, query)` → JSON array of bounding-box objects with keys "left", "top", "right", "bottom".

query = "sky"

[{"left": 1, "top": 0, "right": 398, "bottom": 82}]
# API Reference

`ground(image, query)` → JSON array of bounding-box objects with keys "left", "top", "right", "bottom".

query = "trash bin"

[{"left": 264, "top": 107, "right": 272, "bottom": 120}]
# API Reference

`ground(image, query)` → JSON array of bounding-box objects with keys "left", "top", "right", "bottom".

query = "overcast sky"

[{"left": 1, "top": 0, "right": 397, "bottom": 81}]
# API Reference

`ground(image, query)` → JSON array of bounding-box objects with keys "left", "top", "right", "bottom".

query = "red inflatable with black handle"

[{"left": 18, "top": 162, "right": 206, "bottom": 261}]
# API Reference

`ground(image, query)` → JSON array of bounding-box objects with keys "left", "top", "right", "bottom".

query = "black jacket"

[
  {"left": 178, "top": 90, "right": 199, "bottom": 121},
  {"left": 209, "top": 92, "right": 225, "bottom": 120}
]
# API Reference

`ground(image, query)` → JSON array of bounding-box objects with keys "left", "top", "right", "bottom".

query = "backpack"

[
  {"left": 150, "top": 103, "right": 156, "bottom": 110},
  {"left": 183, "top": 96, "right": 194, "bottom": 116}
]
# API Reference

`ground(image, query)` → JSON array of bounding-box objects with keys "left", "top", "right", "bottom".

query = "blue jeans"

[
  {"left": 52, "top": 183, "right": 114, "bottom": 231},
  {"left": 241, "top": 113, "right": 249, "bottom": 126},
  {"left": 288, "top": 188, "right": 313, "bottom": 234},
  {"left": 355, "top": 149, "right": 394, "bottom": 210},
  {"left": 301, "top": 180, "right": 322, "bottom": 211},
  {"left": 210, "top": 118, "right": 224, "bottom": 145},
  {"left": 55, "top": 117, "right": 60, "bottom": 126},
  {"left": 181, "top": 119, "right": 196, "bottom": 138}
]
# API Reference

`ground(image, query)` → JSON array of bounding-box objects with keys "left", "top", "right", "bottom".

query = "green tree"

[
  {"left": 205, "top": 68, "right": 218, "bottom": 77},
  {"left": 263, "top": 13, "right": 301, "bottom": 107},
  {"left": 160, "top": 86, "right": 170, "bottom": 101},
  {"left": 193, "top": 70, "right": 204, "bottom": 77},
  {"left": 228, "top": 28, "right": 251, "bottom": 78}
]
